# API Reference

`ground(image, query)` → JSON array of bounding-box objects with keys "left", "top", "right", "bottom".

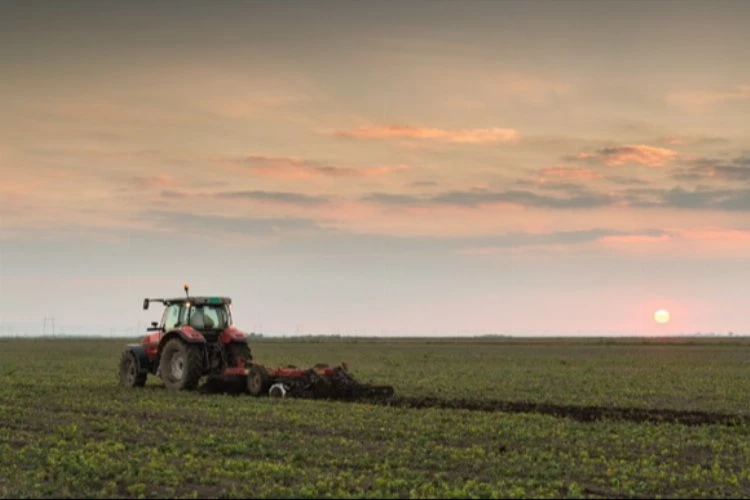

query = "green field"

[{"left": 1, "top": 337, "right": 749, "bottom": 498}]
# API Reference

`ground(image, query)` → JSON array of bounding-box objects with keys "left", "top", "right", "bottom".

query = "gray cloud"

[
  {"left": 161, "top": 189, "right": 188, "bottom": 198},
  {"left": 409, "top": 180, "right": 439, "bottom": 188},
  {"left": 215, "top": 190, "right": 329, "bottom": 206},
  {"left": 150, "top": 211, "right": 324, "bottom": 236},
  {"left": 655, "top": 135, "right": 730, "bottom": 147},
  {"left": 364, "top": 183, "right": 750, "bottom": 212},
  {"left": 236, "top": 155, "right": 327, "bottom": 169},
  {"left": 607, "top": 175, "right": 650, "bottom": 186},
  {"left": 512, "top": 179, "right": 587, "bottom": 193},
  {"left": 439, "top": 190, "right": 612, "bottom": 209},
  {"left": 459, "top": 228, "right": 667, "bottom": 249},
  {"left": 563, "top": 144, "right": 678, "bottom": 167},
  {"left": 661, "top": 187, "right": 750, "bottom": 211},
  {"left": 361, "top": 193, "right": 422, "bottom": 206},
  {"left": 625, "top": 186, "right": 750, "bottom": 211},
  {"left": 673, "top": 155, "right": 750, "bottom": 182},
  {"left": 363, "top": 188, "right": 613, "bottom": 209},
  {"left": 534, "top": 182, "right": 588, "bottom": 193},
  {"left": 231, "top": 155, "right": 407, "bottom": 178}
]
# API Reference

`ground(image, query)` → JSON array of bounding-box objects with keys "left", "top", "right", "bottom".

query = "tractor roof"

[
  {"left": 164, "top": 296, "right": 232, "bottom": 306},
  {"left": 143, "top": 296, "right": 232, "bottom": 310}
]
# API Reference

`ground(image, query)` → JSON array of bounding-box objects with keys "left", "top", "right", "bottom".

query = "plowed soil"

[
  {"left": 372, "top": 396, "right": 747, "bottom": 427},
  {"left": 197, "top": 377, "right": 746, "bottom": 427}
]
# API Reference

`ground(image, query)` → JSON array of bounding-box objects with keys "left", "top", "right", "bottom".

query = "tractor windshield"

[{"left": 182, "top": 304, "right": 231, "bottom": 330}]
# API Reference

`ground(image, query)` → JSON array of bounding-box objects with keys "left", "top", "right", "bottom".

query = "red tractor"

[{"left": 118, "top": 284, "right": 394, "bottom": 400}]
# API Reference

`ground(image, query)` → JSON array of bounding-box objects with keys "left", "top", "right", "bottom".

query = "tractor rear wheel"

[
  {"left": 247, "top": 364, "right": 271, "bottom": 396},
  {"left": 160, "top": 339, "right": 203, "bottom": 391},
  {"left": 119, "top": 350, "right": 147, "bottom": 388}
]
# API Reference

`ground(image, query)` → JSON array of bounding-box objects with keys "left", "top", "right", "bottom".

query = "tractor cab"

[
  {"left": 182, "top": 299, "right": 232, "bottom": 342},
  {"left": 142, "top": 285, "right": 233, "bottom": 340}
]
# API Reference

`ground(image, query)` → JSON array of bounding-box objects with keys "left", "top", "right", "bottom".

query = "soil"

[{"left": 370, "top": 396, "right": 747, "bottom": 427}]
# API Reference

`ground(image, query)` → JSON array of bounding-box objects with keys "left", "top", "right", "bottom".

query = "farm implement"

[{"left": 118, "top": 284, "right": 394, "bottom": 401}]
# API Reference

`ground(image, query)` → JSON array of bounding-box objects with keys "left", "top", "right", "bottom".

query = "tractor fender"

[
  {"left": 220, "top": 326, "right": 248, "bottom": 344},
  {"left": 125, "top": 344, "right": 152, "bottom": 374},
  {"left": 157, "top": 328, "right": 206, "bottom": 354}
]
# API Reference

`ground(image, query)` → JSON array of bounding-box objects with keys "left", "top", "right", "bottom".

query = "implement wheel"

[
  {"left": 247, "top": 365, "right": 271, "bottom": 397},
  {"left": 119, "top": 350, "right": 147, "bottom": 388}
]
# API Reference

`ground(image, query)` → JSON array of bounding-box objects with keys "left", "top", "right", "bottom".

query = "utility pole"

[{"left": 43, "top": 316, "right": 56, "bottom": 337}]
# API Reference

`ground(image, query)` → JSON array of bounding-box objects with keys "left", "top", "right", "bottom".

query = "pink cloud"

[
  {"left": 356, "top": 165, "right": 411, "bottom": 176},
  {"left": 676, "top": 228, "right": 750, "bottom": 243},
  {"left": 655, "top": 135, "right": 729, "bottom": 148},
  {"left": 424, "top": 68, "right": 574, "bottom": 109},
  {"left": 459, "top": 227, "right": 750, "bottom": 258},
  {"left": 334, "top": 125, "right": 521, "bottom": 144},
  {"left": 667, "top": 228, "right": 750, "bottom": 257},
  {"left": 0, "top": 180, "right": 41, "bottom": 196},
  {"left": 537, "top": 167, "right": 603, "bottom": 182},
  {"left": 161, "top": 189, "right": 189, "bottom": 198},
  {"left": 256, "top": 163, "right": 409, "bottom": 179},
  {"left": 595, "top": 228, "right": 750, "bottom": 257},
  {"left": 666, "top": 84, "right": 750, "bottom": 111},
  {"left": 138, "top": 175, "right": 177, "bottom": 188},
  {"left": 206, "top": 92, "right": 308, "bottom": 119},
  {"left": 228, "top": 155, "right": 409, "bottom": 179},
  {"left": 660, "top": 136, "right": 686, "bottom": 146},
  {"left": 488, "top": 73, "right": 572, "bottom": 103}
]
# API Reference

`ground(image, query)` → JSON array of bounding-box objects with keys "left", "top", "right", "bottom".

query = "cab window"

[{"left": 162, "top": 304, "right": 181, "bottom": 332}]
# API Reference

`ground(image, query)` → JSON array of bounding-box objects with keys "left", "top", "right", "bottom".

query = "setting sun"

[{"left": 654, "top": 309, "right": 671, "bottom": 324}]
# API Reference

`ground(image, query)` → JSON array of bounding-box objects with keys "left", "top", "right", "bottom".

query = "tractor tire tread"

[{"left": 161, "top": 339, "right": 203, "bottom": 391}]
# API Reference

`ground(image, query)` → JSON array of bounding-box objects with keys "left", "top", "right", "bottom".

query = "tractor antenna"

[{"left": 184, "top": 283, "right": 190, "bottom": 299}]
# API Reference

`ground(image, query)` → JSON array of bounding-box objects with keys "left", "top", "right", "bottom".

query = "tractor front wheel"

[
  {"left": 160, "top": 339, "right": 203, "bottom": 391},
  {"left": 119, "top": 350, "right": 147, "bottom": 388}
]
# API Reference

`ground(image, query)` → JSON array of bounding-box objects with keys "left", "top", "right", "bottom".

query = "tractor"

[{"left": 118, "top": 284, "right": 394, "bottom": 400}]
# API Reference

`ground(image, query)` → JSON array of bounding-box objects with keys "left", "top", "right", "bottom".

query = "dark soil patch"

[
  {"left": 190, "top": 381, "right": 747, "bottom": 427},
  {"left": 368, "top": 396, "right": 747, "bottom": 427}
]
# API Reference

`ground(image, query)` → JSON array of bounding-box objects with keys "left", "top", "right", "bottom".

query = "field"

[{"left": 1, "top": 336, "right": 750, "bottom": 498}]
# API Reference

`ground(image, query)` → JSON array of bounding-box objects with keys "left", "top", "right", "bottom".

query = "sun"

[{"left": 654, "top": 309, "right": 670, "bottom": 324}]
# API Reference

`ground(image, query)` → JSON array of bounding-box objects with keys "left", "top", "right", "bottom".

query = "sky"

[{"left": 1, "top": 0, "right": 749, "bottom": 337}]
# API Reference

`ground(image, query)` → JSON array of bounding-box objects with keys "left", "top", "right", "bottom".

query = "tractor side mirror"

[{"left": 143, "top": 298, "right": 150, "bottom": 310}]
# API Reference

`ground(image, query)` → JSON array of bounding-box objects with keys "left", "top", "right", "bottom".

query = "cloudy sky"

[{"left": 2, "top": 0, "right": 749, "bottom": 336}]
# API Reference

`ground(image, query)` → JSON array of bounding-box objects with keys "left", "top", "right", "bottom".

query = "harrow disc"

[{"left": 260, "top": 363, "right": 395, "bottom": 401}]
